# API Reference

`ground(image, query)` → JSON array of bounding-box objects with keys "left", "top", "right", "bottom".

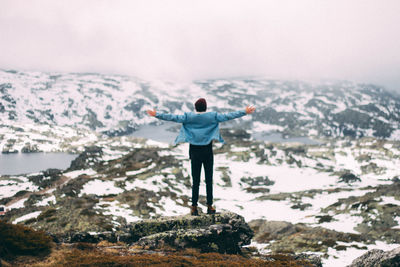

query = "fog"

[{"left": 1, "top": 0, "right": 400, "bottom": 91}]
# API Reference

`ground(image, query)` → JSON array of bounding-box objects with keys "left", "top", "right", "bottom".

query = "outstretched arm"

[
  {"left": 216, "top": 105, "right": 256, "bottom": 122},
  {"left": 146, "top": 109, "right": 187, "bottom": 123}
]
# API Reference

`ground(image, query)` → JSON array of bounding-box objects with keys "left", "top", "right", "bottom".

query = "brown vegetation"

[
  {"left": 0, "top": 221, "right": 314, "bottom": 266},
  {"left": 26, "top": 244, "right": 314, "bottom": 267},
  {"left": 0, "top": 220, "right": 52, "bottom": 259}
]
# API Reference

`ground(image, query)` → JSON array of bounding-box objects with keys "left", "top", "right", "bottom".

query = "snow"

[
  {"left": 151, "top": 196, "right": 189, "bottom": 216},
  {"left": 96, "top": 200, "right": 141, "bottom": 223},
  {"left": 125, "top": 175, "right": 165, "bottom": 192},
  {"left": 126, "top": 162, "right": 156, "bottom": 176},
  {"left": 35, "top": 195, "right": 56, "bottom": 206},
  {"left": 252, "top": 122, "right": 285, "bottom": 133},
  {"left": 0, "top": 177, "right": 38, "bottom": 198},
  {"left": 13, "top": 211, "right": 42, "bottom": 224},
  {"left": 64, "top": 169, "right": 96, "bottom": 179},
  {"left": 323, "top": 241, "right": 400, "bottom": 267},
  {"left": 79, "top": 180, "right": 124, "bottom": 196},
  {"left": 8, "top": 197, "right": 28, "bottom": 210},
  {"left": 381, "top": 196, "right": 400, "bottom": 206},
  {"left": 1, "top": 77, "right": 400, "bottom": 266}
]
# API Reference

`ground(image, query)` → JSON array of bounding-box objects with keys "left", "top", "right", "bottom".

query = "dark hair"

[{"left": 194, "top": 98, "right": 207, "bottom": 112}]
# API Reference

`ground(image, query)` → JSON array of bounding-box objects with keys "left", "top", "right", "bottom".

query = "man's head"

[{"left": 195, "top": 98, "right": 207, "bottom": 112}]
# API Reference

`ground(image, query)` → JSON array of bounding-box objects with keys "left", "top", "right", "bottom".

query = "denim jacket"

[{"left": 155, "top": 110, "right": 246, "bottom": 145}]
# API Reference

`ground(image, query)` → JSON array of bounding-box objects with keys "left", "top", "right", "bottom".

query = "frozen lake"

[{"left": 0, "top": 153, "right": 77, "bottom": 175}]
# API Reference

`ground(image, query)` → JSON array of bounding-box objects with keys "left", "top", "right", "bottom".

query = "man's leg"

[
  {"left": 204, "top": 155, "right": 214, "bottom": 206},
  {"left": 191, "top": 157, "right": 202, "bottom": 207}
]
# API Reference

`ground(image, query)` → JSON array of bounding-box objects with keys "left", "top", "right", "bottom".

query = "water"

[
  {"left": 0, "top": 125, "right": 316, "bottom": 176},
  {"left": 0, "top": 153, "right": 77, "bottom": 175},
  {"left": 252, "top": 132, "right": 320, "bottom": 145},
  {"left": 131, "top": 122, "right": 179, "bottom": 143}
]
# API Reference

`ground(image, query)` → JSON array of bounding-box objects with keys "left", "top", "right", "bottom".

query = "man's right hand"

[
  {"left": 245, "top": 105, "right": 256, "bottom": 114},
  {"left": 146, "top": 109, "right": 157, "bottom": 117}
]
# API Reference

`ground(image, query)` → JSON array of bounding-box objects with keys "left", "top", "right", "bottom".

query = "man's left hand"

[{"left": 146, "top": 109, "right": 157, "bottom": 117}]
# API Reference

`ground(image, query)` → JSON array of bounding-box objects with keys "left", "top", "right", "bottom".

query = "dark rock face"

[
  {"left": 130, "top": 212, "right": 254, "bottom": 253},
  {"left": 348, "top": 247, "right": 400, "bottom": 267}
]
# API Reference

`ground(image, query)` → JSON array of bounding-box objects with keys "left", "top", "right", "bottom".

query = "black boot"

[
  {"left": 207, "top": 205, "right": 216, "bottom": 215},
  {"left": 191, "top": 205, "right": 199, "bottom": 216}
]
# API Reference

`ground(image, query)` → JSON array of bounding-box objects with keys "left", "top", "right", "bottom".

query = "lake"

[
  {"left": 0, "top": 125, "right": 317, "bottom": 176},
  {"left": 0, "top": 153, "right": 78, "bottom": 176}
]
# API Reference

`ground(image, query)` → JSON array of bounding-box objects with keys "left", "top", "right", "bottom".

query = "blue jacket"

[{"left": 155, "top": 111, "right": 247, "bottom": 145}]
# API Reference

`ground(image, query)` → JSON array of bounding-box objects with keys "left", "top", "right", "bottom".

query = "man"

[{"left": 147, "top": 98, "right": 255, "bottom": 215}]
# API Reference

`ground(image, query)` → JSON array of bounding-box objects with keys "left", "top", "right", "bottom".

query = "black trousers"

[{"left": 189, "top": 142, "right": 214, "bottom": 206}]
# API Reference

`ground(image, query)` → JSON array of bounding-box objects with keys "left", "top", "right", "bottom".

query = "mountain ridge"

[{"left": 1, "top": 69, "right": 399, "bottom": 139}]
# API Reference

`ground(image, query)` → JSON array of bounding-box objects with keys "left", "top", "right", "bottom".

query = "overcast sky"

[{"left": 1, "top": 0, "right": 400, "bottom": 91}]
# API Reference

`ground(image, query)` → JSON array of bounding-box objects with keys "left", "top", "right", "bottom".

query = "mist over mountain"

[{"left": 1, "top": 69, "right": 399, "bottom": 139}]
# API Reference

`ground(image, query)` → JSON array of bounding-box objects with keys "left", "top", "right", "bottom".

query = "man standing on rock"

[{"left": 147, "top": 98, "right": 255, "bottom": 216}]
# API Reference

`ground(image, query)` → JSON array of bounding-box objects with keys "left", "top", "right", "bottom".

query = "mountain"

[
  {"left": 1, "top": 69, "right": 399, "bottom": 139},
  {"left": 1, "top": 69, "right": 400, "bottom": 266}
]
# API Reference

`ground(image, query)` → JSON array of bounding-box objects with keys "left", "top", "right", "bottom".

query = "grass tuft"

[{"left": 0, "top": 220, "right": 53, "bottom": 259}]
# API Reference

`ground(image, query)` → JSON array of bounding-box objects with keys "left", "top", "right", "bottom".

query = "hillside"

[
  {"left": 1, "top": 69, "right": 400, "bottom": 266},
  {"left": 1, "top": 69, "right": 399, "bottom": 139}
]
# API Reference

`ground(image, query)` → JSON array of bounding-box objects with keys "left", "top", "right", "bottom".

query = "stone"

[
  {"left": 348, "top": 246, "right": 400, "bottom": 267},
  {"left": 129, "top": 211, "right": 254, "bottom": 253},
  {"left": 249, "top": 219, "right": 366, "bottom": 254},
  {"left": 339, "top": 172, "right": 361, "bottom": 183},
  {"left": 68, "top": 146, "right": 103, "bottom": 171},
  {"left": 44, "top": 211, "right": 253, "bottom": 255}
]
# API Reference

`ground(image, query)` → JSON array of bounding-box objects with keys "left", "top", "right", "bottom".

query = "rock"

[
  {"left": 81, "top": 108, "right": 104, "bottom": 130},
  {"left": 129, "top": 211, "right": 253, "bottom": 253},
  {"left": 339, "top": 172, "right": 361, "bottom": 183},
  {"left": 21, "top": 142, "right": 40, "bottom": 153},
  {"left": 249, "top": 219, "right": 366, "bottom": 254},
  {"left": 68, "top": 146, "right": 103, "bottom": 171},
  {"left": 323, "top": 180, "right": 400, "bottom": 244},
  {"left": 348, "top": 246, "right": 400, "bottom": 267},
  {"left": 220, "top": 128, "right": 251, "bottom": 141},
  {"left": 28, "top": 169, "right": 63, "bottom": 189},
  {"left": 294, "top": 254, "right": 323, "bottom": 267},
  {"left": 40, "top": 210, "right": 253, "bottom": 255},
  {"left": 240, "top": 176, "right": 275, "bottom": 186},
  {"left": 52, "top": 231, "right": 117, "bottom": 243}
]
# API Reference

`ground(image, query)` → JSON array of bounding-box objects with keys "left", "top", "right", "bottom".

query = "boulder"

[
  {"left": 339, "top": 172, "right": 361, "bottom": 183},
  {"left": 348, "top": 246, "right": 400, "bottom": 267},
  {"left": 49, "top": 211, "right": 253, "bottom": 254},
  {"left": 130, "top": 211, "right": 254, "bottom": 253},
  {"left": 249, "top": 219, "right": 366, "bottom": 254}
]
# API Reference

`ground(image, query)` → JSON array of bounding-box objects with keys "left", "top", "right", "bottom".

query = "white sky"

[{"left": 1, "top": 0, "right": 400, "bottom": 91}]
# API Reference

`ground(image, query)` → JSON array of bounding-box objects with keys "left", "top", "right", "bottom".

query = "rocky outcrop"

[
  {"left": 130, "top": 211, "right": 253, "bottom": 253},
  {"left": 249, "top": 220, "right": 366, "bottom": 254},
  {"left": 348, "top": 246, "right": 400, "bottom": 267},
  {"left": 68, "top": 146, "right": 103, "bottom": 171},
  {"left": 53, "top": 212, "right": 254, "bottom": 254}
]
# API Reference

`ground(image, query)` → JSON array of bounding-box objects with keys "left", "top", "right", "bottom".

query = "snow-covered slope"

[
  {"left": 1, "top": 69, "right": 399, "bottom": 139},
  {"left": 1, "top": 133, "right": 400, "bottom": 266}
]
